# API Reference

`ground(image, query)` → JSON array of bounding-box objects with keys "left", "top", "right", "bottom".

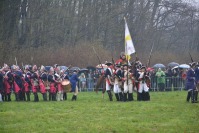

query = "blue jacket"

[
  {"left": 195, "top": 67, "right": 199, "bottom": 82},
  {"left": 14, "top": 71, "right": 23, "bottom": 89},
  {"left": 70, "top": 73, "right": 79, "bottom": 92},
  {"left": 186, "top": 68, "right": 195, "bottom": 90}
]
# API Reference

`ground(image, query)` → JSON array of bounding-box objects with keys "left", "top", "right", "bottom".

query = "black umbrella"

[
  {"left": 79, "top": 68, "right": 89, "bottom": 73},
  {"left": 168, "top": 62, "right": 179, "bottom": 67},
  {"left": 87, "top": 66, "right": 96, "bottom": 71}
]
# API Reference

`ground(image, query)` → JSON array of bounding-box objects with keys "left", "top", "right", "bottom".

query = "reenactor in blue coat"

[{"left": 70, "top": 70, "right": 79, "bottom": 101}]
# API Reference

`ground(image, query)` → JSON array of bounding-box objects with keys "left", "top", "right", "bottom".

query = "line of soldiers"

[
  {"left": 98, "top": 52, "right": 151, "bottom": 102},
  {"left": 0, "top": 64, "right": 79, "bottom": 102}
]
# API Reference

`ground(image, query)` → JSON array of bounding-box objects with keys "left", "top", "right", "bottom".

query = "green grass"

[{"left": 0, "top": 91, "right": 199, "bottom": 133}]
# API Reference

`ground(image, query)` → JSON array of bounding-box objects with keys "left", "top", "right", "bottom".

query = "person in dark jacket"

[
  {"left": 186, "top": 62, "right": 197, "bottom": 103},
  {"left": 194, "top": 63, "right": 199, "bottom": 102},
  {"left": 70, "top": 70, "right": 79, "bottom": 101}
]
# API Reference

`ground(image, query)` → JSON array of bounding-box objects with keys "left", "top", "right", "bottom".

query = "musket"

[
  {"left": 146, "top": 43, "right": 155, "bottom": 68},
  {"left": 188, "top": 52, "right": 194, "bottom": 62}
]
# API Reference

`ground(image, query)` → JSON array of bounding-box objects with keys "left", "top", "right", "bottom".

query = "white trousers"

[
  {"left": 113, "top": 84, "right": 122, "bottom": 93},
  {"left": 138, "top": 82, "right": 149, "bottom": 93},
  {"left": 106, "top": 81, "right": 111, "bottom": 91},
  {"left": 57, "top": 91, "right": 63, "bottom": 101},
  {"left": 124, "top": 83, "right": 133, "bottom": 93}
]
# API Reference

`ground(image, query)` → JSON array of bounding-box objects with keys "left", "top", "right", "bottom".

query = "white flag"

[{"left": 125, "top": 19, "right": 135, "bottom": 60}]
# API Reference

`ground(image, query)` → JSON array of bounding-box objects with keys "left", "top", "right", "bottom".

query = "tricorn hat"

[
  {"left": 189, "top": 62, "right": 196, "bottom": 67},
  {"left": 141, "top": 66, "right": 146, "bottom": 70}
]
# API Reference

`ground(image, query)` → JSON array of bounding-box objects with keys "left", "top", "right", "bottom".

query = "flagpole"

[{"left": 124, "top": 17, "right": 129, "bottom": 87}]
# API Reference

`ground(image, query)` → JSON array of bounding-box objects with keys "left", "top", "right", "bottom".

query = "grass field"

[{"left": 0, "top": 91, "right": 199, "bottom": 133}]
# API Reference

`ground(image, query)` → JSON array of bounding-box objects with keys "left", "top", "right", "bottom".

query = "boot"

[
  {"left": 26, "top": 92, "right": 30, "bottom": 101},
  {"left": 49, "top": 93, "right": 52, "bottom": 101},
  {"left": 74, "top": 95, "right": 77, "bottom": 101},
  {"left": 34, "top": 93, "right": 39, "bottom": 102},
  {"left": 22, "top": 92, "right": 26, "bottom": 101},
  {"left": 191, "top": 90, "right": 196, "bottom": 103},
  {"left": 123, "top": 93, "right": 127, "bottom": 102},
  {"left": 119, "top": 92, "right": 123, "bottom": 101},
  {"left": 137, "top": 92, "right": 142, "bottom": 101},
  {"left": 52, "top": 93, "right": 56, "bottom": 101},
  {"left": 7, "top": 93, "right": 11, "bottom": 101},
  {"left": 4, "top": 94, "right": 8, "bottom": 101},
  {"left": 115, "top": 93, "right": 120, "bottom": 101},
  {"left": 2, "top": 94, "right": 5, "bottom": 101},
  {"left": 187, "top": 91, "right": 191, "bottom": 102},
  {"left": 36, "top": 93, "right": 39, "bottom": 102},
  {"left": 128, "top": 93, "right": 133, "bottom": 101},
  {"left": 16, "top": 93, "right": 20, "bottom": 101},
  {"left": 63, "top": 92, "right": 67, "bottom": 100},
  {"left": 15, "top": 93, "right": 17, "bottom": 101},
  {"left": 18, "top": 90, "right": 22, "bottom": 101},
  {"left": 71, "top": 95, "right": 76, "bottom": 101},
  {"left": 107, "top": 90, "right": 113, "bottom": 101},
  {"left": 194, "top": 91, "right": 198, "bottom": 102},
  {"left": 144, "top": 92, "right": 150, "bottom": 101},
  {"left": 43, "top": 93, "right": 47, "bottom": 101}
]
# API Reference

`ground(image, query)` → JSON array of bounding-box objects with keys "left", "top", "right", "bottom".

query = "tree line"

[{"left": 0, "top": 0, "right": 198, "bottom": 67}]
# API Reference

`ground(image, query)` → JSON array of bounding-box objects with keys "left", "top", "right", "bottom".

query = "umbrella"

[
  {"left": 153, "top": 63, "right": 165, "bottom": 68},
  {"left": 86, "top": 66, "right": 96, "bottom": 71},
  {"left": 60, "top": 66, "right": 68, "bottom": 71},
  {"left": 171, "top": 66, "right": 179, "bottom": 70},
  {"left": 96, "top": 64, "right": 108, "bottom": 69},
  {"left": 69, "top": 67, "right": 80, "bottom": 71},
  {"left": 179, "top": 64, "right": 190, "bottom": 69},
  {"left": 79, "top": 68, "right": 89, "bottom": 73},
  {"left": 168, "top": 62, "right": 179, "bottom": 67},
  {"left": 45, "top": 66, "right": 52, "bottom": 71}
]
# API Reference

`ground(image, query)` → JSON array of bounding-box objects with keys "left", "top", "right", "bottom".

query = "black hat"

[
  {"left": 115, "top": 63, "right": 121, "bottom": 67},
  {"left": 105, "top": 61, "right": 112, "bottom": 66},
  {"left": 122, "top": 63, "right": 128, "bottom": 67},
  {"left": 189, "top": 62, "right": 196, "bottom": 67},
  {"left": 141, "top": 66, "right": 146, "bottom": 70}
]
